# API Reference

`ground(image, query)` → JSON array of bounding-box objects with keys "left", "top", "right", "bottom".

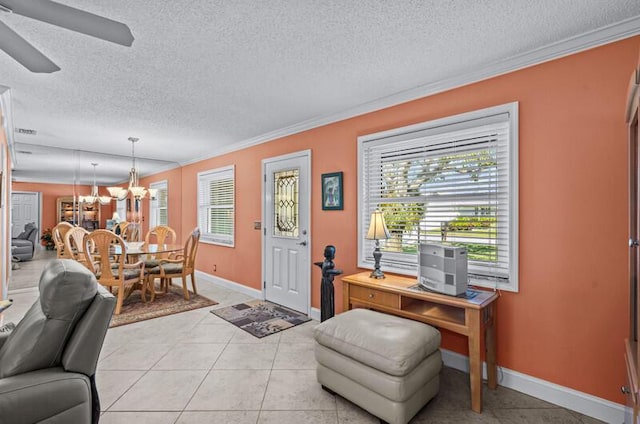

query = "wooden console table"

[{"left": 341, "top": 272, "right": 498, "bottom": 413}]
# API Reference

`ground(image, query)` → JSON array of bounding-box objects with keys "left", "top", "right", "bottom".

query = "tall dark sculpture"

[{"left": 314, "top": 245, "right": 343, "bottom": 322}]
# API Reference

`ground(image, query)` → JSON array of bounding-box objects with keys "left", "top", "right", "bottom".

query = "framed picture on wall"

[{"left": 322, "top": 172, "right": 343, "bottom": 210}]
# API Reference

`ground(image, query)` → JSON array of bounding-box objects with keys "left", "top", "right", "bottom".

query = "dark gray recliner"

[
  {"left": 11, "top": 222, "right": 38, "bottom": 261},
  {"left": 0, "top": 259, "right": 115, "bottom": 424}
]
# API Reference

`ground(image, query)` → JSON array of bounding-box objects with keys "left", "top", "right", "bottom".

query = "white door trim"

[{"left": 261, "top": 149, "right": 312, "bottom": 315}]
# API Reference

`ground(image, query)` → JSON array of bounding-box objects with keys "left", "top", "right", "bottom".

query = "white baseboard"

[
  {"left": 195, "top": 270, "right": 263, "bottom": 299},
  {"left": 310, "top": 307, "right": 321, "bottom": 321},
  {"left": 441, "top": 349, "right": 625, "bottom": 423},
  {"left": 7, "top": 286, "right": 38, "bottom": 295},
  {"left": 196, "top": 270, "right": 323, "bottom": 321}
]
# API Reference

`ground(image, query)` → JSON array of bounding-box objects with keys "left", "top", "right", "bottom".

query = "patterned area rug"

[
  {"left": 109, "top": 285, "right": 218, "bottom": 328},
  {"left": 211, "top": 300, "right": 311, "bottom": 338}
]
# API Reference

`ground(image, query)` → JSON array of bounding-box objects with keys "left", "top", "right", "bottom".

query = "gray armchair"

[
  {"left": 11, "top": 222, "right": 38, "bottom": 261},
  {"left": 0, "top": 260, "right": 115, "bottom": 424}
]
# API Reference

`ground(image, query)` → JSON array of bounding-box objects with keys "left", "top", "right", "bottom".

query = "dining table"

[
  {"left": 111, "top": 243, "right": 184, "bottom": 257},
  {"left": 110, "top": 243, "right": 184, "bottom": 301}
]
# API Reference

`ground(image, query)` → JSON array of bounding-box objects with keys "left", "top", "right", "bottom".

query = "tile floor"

[{"left": 3, "top": 253, "right": 604, "bottom": 424}]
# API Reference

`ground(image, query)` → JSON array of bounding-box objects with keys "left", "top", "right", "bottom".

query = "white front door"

[
  {"left": 263, "top": 151, "right": 311, "bottom": 314},
  {"left": 11, "top": 192, "right": 39, "bottom": 238}
]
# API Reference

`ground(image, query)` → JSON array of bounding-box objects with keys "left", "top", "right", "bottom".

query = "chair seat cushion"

[
  {"left": 11, "top": 239, "right": 33, "bottom": 248},
  {"left": 143, "top": 259, "right": 160, "bottom": 268},
  {"left": 314, "top": 309, "right": 441, "bottom": 376},
  {"left": 148, "top": 263, "right": 183, "bottom": 274},
  {"left": 96, "top": 268, "right": 141, "bottom": 281}
]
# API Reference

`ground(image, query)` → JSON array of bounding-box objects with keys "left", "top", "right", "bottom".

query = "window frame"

[
  {"left": 357, "top": 102, "right": 519, "bottom": 292},
  {"left": 197, "top": 165, "right": 235, "bottom": 247},
  {"left": 149, "top": 180, "right": 168, "bottom": 228}
]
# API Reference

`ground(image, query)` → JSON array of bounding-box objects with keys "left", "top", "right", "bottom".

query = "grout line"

[{"left": 177, "top": 326, "right": 235, "bottom": 414}]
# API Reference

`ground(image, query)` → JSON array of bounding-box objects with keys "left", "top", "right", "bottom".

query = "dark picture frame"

[{"left": 321, "top": 172, "right": 343, "bottom": 210}]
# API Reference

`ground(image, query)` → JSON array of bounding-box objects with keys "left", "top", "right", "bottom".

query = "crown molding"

[
  {"left": 11, "top": 176, "right": 92, "bottom": 185},
  {"left": 180, "top": 15, "right": 640, "bottom": 167}
]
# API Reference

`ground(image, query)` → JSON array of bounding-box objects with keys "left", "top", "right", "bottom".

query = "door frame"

[
  {"left": 261, "top": 149, "right": 312, "bottom": 315},
  {"left": 11, "top": 191, "right": 41, "bottom": 242}
]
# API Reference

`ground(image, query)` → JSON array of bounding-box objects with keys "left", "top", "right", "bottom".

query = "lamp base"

[
  {"left": 370, "top": 243, "right": 385, "bottom": 279},
  {"left": 369, "top": 268, "right": 385, "bottom": 279}
]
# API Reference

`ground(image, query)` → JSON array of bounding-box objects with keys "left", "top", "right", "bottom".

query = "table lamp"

[{"left": 366, "top": 209, "right": 390, "bottom": 279}]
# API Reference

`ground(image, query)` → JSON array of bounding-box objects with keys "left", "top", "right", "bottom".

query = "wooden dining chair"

[
  {"left": 63, "top": 226, "right": 95, "bottom": 268},
  {"left": 52, "top": 222, "right": 74, "bottom": 259},
  {"left": 83, "top": 229, "right": 146, "bottom": 315},
  {"left": 146, "top": 228, "right": 200, "bottom": 301},
  {"left": 123, "top": 223, "right": 141, "bottom": 242},
  {"left": 145, "top": 225, "right": 177, "bottom": 246},
  {"left": 113, "top": 221, "right": 129, "bottom": 235},
  {"left": 143, "top": 225, "right": 177, "bottom": 268}
]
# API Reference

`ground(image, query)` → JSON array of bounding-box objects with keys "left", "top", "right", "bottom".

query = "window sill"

[{"left": 200, "top": 239, "right": 234, "bottom": 248}]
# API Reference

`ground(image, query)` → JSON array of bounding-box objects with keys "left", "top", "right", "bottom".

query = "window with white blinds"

[
  {"left": 198, "top": 166, "right": 235, "bottom": 246},
  {"left": 358, "top": 103, "right": 519, "bottom": 291},
  {"left": 149, "top": 180, "right": 168, "bottom": 228}
]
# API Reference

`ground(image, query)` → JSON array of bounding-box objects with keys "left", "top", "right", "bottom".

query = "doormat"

[
  {"left": 109, "top": 285, "right": 218, "bottom": 328},
  {"left": 211, "top": 299, "right": 311, "bottom": 338}
]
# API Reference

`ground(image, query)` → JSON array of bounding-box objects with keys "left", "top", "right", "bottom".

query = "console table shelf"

[{"left": 341, "top": 271, "right": 498, "bottom": 413}]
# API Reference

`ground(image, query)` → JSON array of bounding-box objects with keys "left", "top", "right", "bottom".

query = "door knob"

[
  {"left": 630, "top": 239, "right": 639, "bottom": 247},
  {"left": 622, "top": 385, "right": 631, "bottom": 394},
  {"left": 298, "top": 241, "right": 307, "bottom": 246}
]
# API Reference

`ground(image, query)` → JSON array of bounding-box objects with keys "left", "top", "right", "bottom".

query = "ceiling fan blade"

[
  {"left": 0, "top": 0, "right": 134, "bottom": 46},
  {"left": 0, "top": 20, "right": 59, "bottom": 73}
]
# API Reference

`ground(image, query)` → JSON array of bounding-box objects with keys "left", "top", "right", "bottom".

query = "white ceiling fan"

[{"left": 0, "top": 0, "right": 133, "bottom": 73}]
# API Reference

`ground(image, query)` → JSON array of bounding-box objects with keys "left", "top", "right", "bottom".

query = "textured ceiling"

[{"left": 2, "top": 0, "right": 640, "bottom": 184}]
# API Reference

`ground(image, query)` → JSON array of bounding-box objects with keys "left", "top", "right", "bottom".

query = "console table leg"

[
  {"left": 486, "top": 304, "right": 497, "bottom": 390},
  {"left": 467, "top": 309, "right": 483, "bottom": 413}
]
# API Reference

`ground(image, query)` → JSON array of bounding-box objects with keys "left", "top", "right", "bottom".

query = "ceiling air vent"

[{"left": 15, "top": 128, "right": 37, "bottom": 135}]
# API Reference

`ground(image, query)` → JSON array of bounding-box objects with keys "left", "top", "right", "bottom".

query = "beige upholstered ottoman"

[{"left": 314, "top": 309, "right": 441, "bottom": 424}]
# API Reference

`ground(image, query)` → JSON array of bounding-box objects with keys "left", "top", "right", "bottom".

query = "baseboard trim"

[
  {"left": 441, "top": 349, "right": 625, "bottom": 423},
  {"left": 310, "top": 307, "right": 321, "bottom": 321},
  {"left": 194, "top": 270, "right": 263, "bottom": 299},
  {"left": 7, "top": 286, "right": 38, "bottom": 295}
]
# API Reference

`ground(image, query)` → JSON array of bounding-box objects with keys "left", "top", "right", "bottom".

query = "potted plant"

[{"left": 40, "top": 228, "right": 55, "bottom": 250}]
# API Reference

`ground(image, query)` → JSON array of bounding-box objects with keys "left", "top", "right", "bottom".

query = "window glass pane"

[
  {"left": 159, "top": 208, "right": 168, "bottom": 226},
  {"left": 273, "top": 169, "right": 299, "bottom": 238},
  {"left": 360, "top": 105, "right": 516, "bottom": 287},
  {"left": 378, "top": 148, "right": 498, "bottom": 265},
  {"left": 198, "top": 167, "right": 234, "bottom": 246}
]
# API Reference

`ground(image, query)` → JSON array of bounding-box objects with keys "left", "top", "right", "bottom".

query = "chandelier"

[
  {"left": 79, "top": 163, "right": 111, "bottom": 205},
  {"left": 107, "top": 137, "right": 157, "bottom": 200}
]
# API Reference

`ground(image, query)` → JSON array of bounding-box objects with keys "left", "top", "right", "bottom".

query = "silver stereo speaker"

[{"left": 418, "top": 243, "right": 468, "bottom": 296}]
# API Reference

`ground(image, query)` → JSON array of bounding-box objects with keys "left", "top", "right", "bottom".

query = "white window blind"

[
  {"left": 198, "top": 166, "right": 234, "bottom": 246},
  {"left": 359, "top": 103, "right": 518, "bottom": 290},
  {"left": 149, "top": 180, "right": 168, "bottom": 228}
]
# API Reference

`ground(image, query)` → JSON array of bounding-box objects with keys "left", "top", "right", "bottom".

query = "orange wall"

[
  {"left": 164, "top": 37, "right": 638, "bottom": 404},
  {"left": 11, "top": 182, "right": 113, "bottom": 232}
]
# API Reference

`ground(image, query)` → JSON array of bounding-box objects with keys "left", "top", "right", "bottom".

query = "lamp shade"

[
  {"left": 366, "top": 210, "right": 390, "bottom": 240},
  {"left": 107, "top": 186, "right": 124, "bottom": 197},
  {"left": 130, "top": 186, "right": 147, "bottom": 198}
]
